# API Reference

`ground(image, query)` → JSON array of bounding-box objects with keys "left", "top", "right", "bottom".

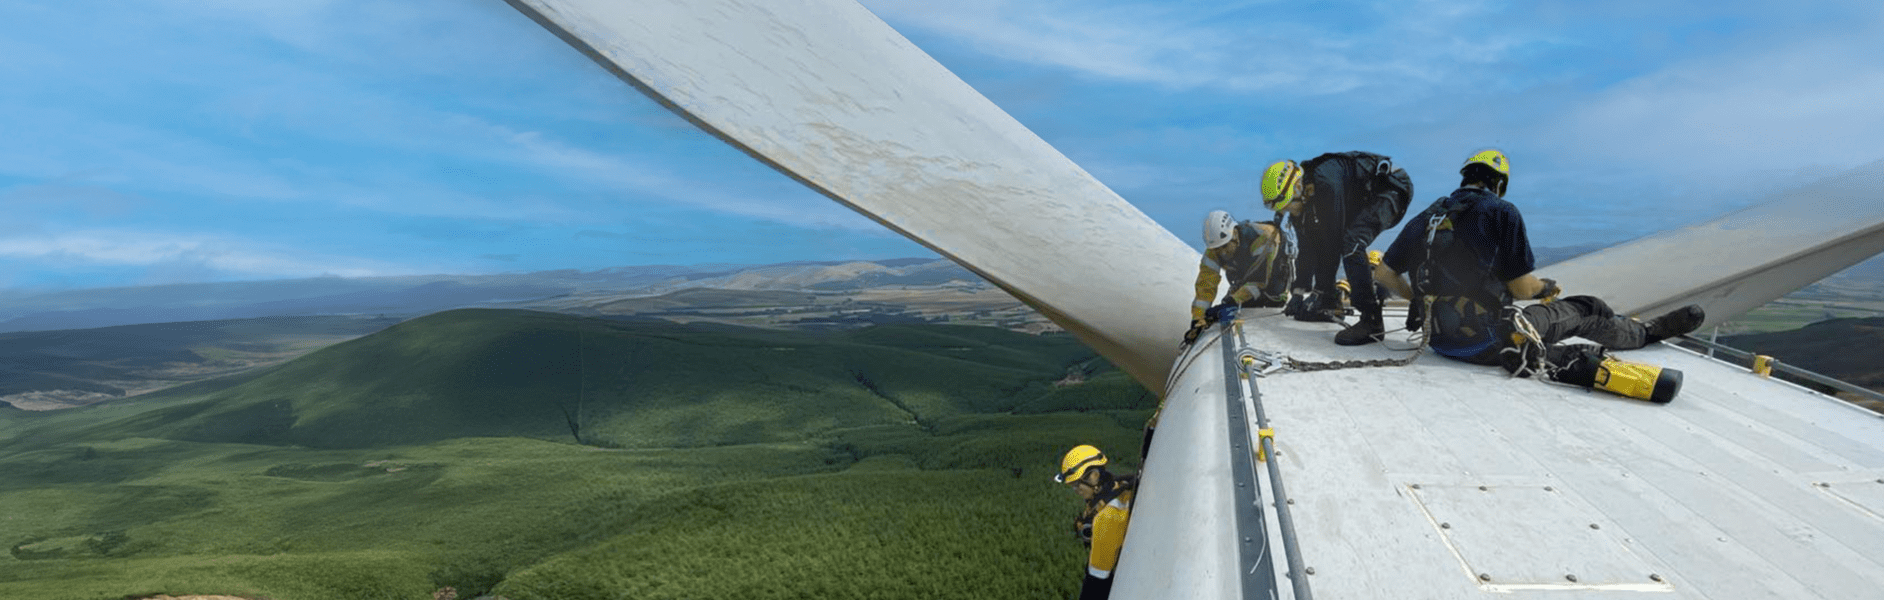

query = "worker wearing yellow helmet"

[
  {"left": 1184, "top": 210, "right": 1293, "bottom": 345},
  {"left": 1055, "top": 444, "right": 1137, "bottom": 600},
  {"left": 1261, "top": 151, "right": 1415, "bottom": 346},
  {"left": 1371, "top": 149, "right": 1707, "bottom": 403}
]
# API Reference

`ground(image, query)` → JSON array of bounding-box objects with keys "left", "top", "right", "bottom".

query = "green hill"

[
  {"left": 0, "top": 310, "right": 1155, "bottom": 600},
  {"left": 2, "top": 309, "right": 1110, "bottom": 450}
]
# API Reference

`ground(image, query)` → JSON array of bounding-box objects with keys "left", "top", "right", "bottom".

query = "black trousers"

[
  {"left": 1339, "top": 236, "right": 1381, "bottom": 318},
  {"left": 1454, "top": 295, "right": 1648, "bottom": 366}
]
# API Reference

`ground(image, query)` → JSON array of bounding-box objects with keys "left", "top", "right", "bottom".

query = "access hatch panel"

[{"left": 1407, "top": 482, "right": 1674, "bottom": 591}]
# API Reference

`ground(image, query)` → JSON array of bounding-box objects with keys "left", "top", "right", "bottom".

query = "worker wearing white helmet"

[{"left": 1185, "top": 210, "right": 1291, "bottom": 345}]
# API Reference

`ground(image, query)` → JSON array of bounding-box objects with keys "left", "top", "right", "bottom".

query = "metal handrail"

[
  {"left": 1673, "top": 335, "right": 1884, "bottom": 405},
  {"left": 1227, "top": 321, "right": 1313, "bottom": 600}
]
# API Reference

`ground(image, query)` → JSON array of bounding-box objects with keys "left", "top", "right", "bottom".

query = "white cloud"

[
  {"left": 859, "top": 0, "right": 1538, "bottom": 96},
  {"left": 1542, "top": 35, "right": 1884, "bottom": 180},
  {"left": 0, "top": 230, "right": 400, "bottom": 280}
]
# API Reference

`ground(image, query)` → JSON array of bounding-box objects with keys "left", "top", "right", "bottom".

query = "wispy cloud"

[
  {"left": 861, "top": 0, "right": 1544, "bottom": 97},
  {"left": 0, "top": 230, "right": 401, "bottom": 282}
]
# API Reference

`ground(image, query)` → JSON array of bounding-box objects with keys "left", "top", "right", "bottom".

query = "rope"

[{"left": 1498, "top": 305, "right": 1556, "bottom": 380}]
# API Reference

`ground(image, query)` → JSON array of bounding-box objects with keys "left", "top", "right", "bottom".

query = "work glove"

[
  {"left": 1290, "top": 292, "right": 1341, "bottom": 323},
  {"left": 1182, "top": 320, "right": 1206, "bottom": 345},
  {"left": 1282, "top": 292, "right": 1308, "bottom": 317},
  {"left": 1534, "top": 278, "right": 1562, "bottom": 302},
  {"left": 1205, "top": 302, "right": 1240, "bottom": 323}
]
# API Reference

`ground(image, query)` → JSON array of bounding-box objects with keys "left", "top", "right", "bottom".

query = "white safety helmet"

[{"left": 1203, "top": 210, "right": 1236, "bottom": 249}]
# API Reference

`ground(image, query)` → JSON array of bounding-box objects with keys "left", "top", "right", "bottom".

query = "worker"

[
  {"left": 1373, "top": 149, "right": 1706, "bottom": 402},
  {"left": 1055, "top": 445, "right": 1137, "bottom": 600},
  {"left": 1184, "top": 210, "right": 1291, "bottom": 345},
  {"left": 1261, "top": 151, "right": 1414, "bottom": 346}
]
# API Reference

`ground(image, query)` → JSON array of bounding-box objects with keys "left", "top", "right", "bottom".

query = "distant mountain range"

[
  {"left": 7, "top": 247, "right": 1881, "bottom": 335},
  {"left": 0, "top": 258, "right": 977, "bottom": 333}
]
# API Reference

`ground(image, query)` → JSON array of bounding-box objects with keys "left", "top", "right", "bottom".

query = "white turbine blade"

[
  {"left": 1538, "top": 161, "right": 1884, "bottom": 326},
  {"left": 504, "top": 0, "right": 1199, "bottom": 390}
]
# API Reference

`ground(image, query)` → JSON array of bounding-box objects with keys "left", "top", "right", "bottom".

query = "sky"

[{"left": 2, "top": 0, "right": 1881, "bottom": 293}]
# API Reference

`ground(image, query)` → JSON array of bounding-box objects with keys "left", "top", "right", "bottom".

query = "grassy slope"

[
  {"left": 4, "top": 310, "right": 1104, "bottom": 451},
  {"left": 0, "top": 310, "right": 1153, "bottom": 600}
]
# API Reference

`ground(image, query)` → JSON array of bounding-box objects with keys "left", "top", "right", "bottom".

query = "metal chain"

[{"left": 1243, "top": 297, "right": 1436, "bottom": 376}]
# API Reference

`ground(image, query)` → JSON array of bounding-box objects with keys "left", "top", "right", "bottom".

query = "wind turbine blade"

[
  {"left": 1538, "top": 160, "right": 1884, "bottom": 326},
  {"left": 504, "top": 0, "right": 1199, "bottom": 390}
]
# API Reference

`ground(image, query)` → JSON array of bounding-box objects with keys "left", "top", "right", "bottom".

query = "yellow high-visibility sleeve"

[{"left": 1193, "top": 250, "right": 1224, "bottom": 321}]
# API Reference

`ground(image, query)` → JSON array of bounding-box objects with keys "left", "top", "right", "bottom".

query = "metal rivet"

[
  {"left": 1286, "top": 498, "right": 1295, "bottom": 505},
  {"left": 1589, "top": 523, "right": 1601, "bottom": 530},
  {"left": 1440, "top": 522, "right": 1451, "bottom": 529},
  {"left": 1305, "top": 567, "right": 1316, "bottom": 575},
  {"left": 1478, "top": 573, "right": 1491, "bottom": 582},
  {"left": 1566, "top": 574, "right": 1578, "bottom": 583},
  {"left": 1244, "top": 537, "right": 1252, "bottom": 543},
  {"left": 1650, "top": 574, "right": 1663, "bottom": 582}
]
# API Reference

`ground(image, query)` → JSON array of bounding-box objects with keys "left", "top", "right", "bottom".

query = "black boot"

[
  {"left": 1334, "top": 313, "right": 1385, "bottom": 346},
  {"left": 1644, "top": 305, "right": 1706, "bottom": 343}
]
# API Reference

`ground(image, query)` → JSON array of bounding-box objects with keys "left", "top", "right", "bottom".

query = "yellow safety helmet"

[
  {"left": 1461, "top": 149, "right": 1510, "bottom": 196},
  {"left": 1260, "top": 159, "right": 1304, "bottom": 212},
  {"left": 1054, "top": 445, "right": 1107, "bottom": 484}
]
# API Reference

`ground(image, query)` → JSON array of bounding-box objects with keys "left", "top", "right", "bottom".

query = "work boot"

[
  {"left": 1643, "top": 304, "right": 1706, "bottom": 343},
  {"left": 1334, "top": 313, "right": 1385, "bottom": 346}
]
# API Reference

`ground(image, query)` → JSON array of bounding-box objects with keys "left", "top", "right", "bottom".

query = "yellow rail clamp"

[
  {"left": 1257, "top": 428, "right": 1276, "bottom": 462},
  {"left": 1753, "top": 355, "right": 1774, "bottom": 378}
]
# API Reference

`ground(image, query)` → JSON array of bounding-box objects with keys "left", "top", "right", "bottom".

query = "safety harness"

[
  {"left": 1220, "top": 221, "right": 1291, "bottom": 304},
  {"left": 1410, "top": 191, "right": 1512, "bottom": 347}
]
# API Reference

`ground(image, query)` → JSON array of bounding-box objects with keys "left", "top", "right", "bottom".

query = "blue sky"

[{"left": 2, "top": 1, "right": 1881, "bottom": 292}]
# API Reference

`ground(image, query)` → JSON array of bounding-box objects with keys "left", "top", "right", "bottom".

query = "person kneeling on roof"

[
  {"left": 1056, "top": 444, "right": 1137, "bottom": 600},
  {"left": 1184, "top": 210, "right": 1292, "bottom": 345},
  {"left": 1372, "top": 149, "right": 1707, "bottom": 402}
]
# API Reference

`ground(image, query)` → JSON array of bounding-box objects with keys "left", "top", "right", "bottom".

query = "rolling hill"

[
  {"left": 0, "top": 310, "right": 1153, "bottom": 600},
  {"left": 0, "top": 309, "right": 1131, "bottom": 451}
]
